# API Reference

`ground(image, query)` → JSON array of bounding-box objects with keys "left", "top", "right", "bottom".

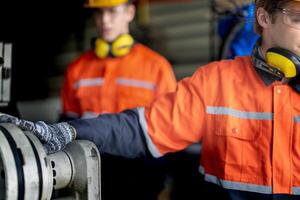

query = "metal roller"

[{"left": 0, "top": 123, "right": 101, "bottom": 200}]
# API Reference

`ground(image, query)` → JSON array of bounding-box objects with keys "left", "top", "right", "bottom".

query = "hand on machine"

[
  {"left": 0, "top": 113, "right": 101, "bottom": 200},
  {"left": 0, "top": 113, "right": 76, "bottom": 154}
]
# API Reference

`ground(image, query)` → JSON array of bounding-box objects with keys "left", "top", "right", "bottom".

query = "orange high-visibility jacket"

[
  {"left": 139, "top": 56, "right": 300, "bottom": 195},
  {"left": 71, "top": 56, "right": 300, "bottom": 197},
  {"left": 61, "top": 43, "right": 176, "bottom": 118}
]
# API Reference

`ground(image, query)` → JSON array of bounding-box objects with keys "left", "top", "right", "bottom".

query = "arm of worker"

[
  {"left": 68, "top": 108, "right": 151, "bottom": 158},
  {"left": 69, "top": 65, "right": 207, "bottom": 158},
  {"left": 0, "top": 109, "right": 150, "bottom": 157},
  {"left": 0, "top": 64, "right": 208, "bottom": 157}
]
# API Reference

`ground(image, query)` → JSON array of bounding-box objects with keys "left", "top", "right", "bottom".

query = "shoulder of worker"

[
  {"left": 131, "top": 43, "right": 172, "bottom": 67},
  {"left": 192, "top": 56, "right": 252, "bottom": 79},
  {"left": 64, "top": 50, "right": 100, "bottom": 73}
]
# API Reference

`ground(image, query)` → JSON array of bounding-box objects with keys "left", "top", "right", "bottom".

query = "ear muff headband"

[
  {"left": 95, "top": 34, "right": 134, "bottom": 59},
  {"left": 251, "top": 43, "right": 284, "bottom": 78},
  {"left": 266, "top": 48, "right": 300, "bottom": 78}
]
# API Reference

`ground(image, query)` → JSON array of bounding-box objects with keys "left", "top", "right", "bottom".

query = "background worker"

[
  {"left": 3, "top": 0, "right": 300, "bottom": 199},
  {"left": 59, "top": 0, "right": 177, "bottom": 199},
  {"left": 60, "top": 0, "right": 176, "bottom": 120}
]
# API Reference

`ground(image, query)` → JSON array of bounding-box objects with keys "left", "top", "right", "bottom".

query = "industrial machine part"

[
  {"left": 0, "top": 123, "right": 101, "bottom": 200},
  {"left": 0, "top": 42, "right": 12, "bottom": 107}
]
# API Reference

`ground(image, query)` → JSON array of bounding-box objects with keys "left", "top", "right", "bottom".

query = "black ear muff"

[
  {"left": 94, "top": 34, "right": 134, "bottom": 59},
  {"left": 266, "top": 48, "right": 300, "bottom": 78}
]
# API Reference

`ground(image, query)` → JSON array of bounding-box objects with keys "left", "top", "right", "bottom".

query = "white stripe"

[
  {"left": 206, "top": 106, "right": 273, "bottom": 120},
  {"left": 293, "top": 187, "right": 300, "bottom": 194},
  {"left": 81, "top": 112, "right": 99, "bottom": 119},
  {"left": 116, "top": 78, "right": 156, "bottom": 90},
  {"left": 73, "top": 78, "right": 104, "bottom": 89},
  {"left": 199, "top": 166, "right": 273, "bottom": 194},
  {"left": 137, "top": 107, "right": 162, "bottom": 158},
  {"left": 294, "top": 116, "right": 300, "bottom": 123}
]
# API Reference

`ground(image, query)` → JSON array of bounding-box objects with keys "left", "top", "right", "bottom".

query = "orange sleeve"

[
  {"left": 142, "top": 67, "right": 206, "bottom": 156},
  {"left": 61, "top": 65, "right": 80, "bottom": 116}
]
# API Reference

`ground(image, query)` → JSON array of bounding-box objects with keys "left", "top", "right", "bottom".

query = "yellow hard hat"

[{"left": 85, "top": 0, "right": 129, "bottom": 8}]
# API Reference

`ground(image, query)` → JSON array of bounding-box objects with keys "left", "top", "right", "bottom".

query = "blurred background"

[
  {"left": 0, "top": 0, "right": 255, "bottom": 122},
  {"left": 0, "top": 0, "right": 214, "bottom": 122}
]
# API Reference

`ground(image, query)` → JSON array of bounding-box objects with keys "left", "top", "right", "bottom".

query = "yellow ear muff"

[
  {"left": 266, "top": 48, "right": 300, "bottom": 78},
  {"left": 111, "top": 34, "right": 134, "bottom": 57},
  {"left": 95, "top": 38, "right": 110, "bottom": 59},
  {"left": 94, "top": 34, "right": 134, "bottom": 59}
]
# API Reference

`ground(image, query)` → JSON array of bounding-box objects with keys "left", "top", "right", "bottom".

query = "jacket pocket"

[
  {"left": 215, "top": 115, "right": 262, "bottom": 141},
  {"left": 212, "top": 115, "right": 262, "bottom": 166}
]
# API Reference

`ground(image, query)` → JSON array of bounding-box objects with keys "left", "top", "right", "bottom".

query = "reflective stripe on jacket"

[
  {"left": 61, "top": 43, "right": 176, "bottom": 117},
  {"left": 139, "top": 56, "right": 300, "bottom": 195}
]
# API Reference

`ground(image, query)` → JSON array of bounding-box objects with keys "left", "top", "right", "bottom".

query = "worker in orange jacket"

[
  {"left": 59, "top": 0, "right": 176, "bottom": 199},
  {"left": 3, "top": 0, "right": 300, "bottom": 199},
  {"left": 60, "top": 0, "right": 176, "bottom": 120}
]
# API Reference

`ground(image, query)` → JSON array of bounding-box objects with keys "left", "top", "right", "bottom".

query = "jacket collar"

[{"left": 251, "top": 40, "right": 282, "bottom": 86}]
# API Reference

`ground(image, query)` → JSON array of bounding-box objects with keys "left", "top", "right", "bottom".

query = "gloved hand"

[{"left": 0, "top": 114, "right": 76, "bottom": 154}]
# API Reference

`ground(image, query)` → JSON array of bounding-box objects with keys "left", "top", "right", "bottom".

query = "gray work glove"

[{"left": 0, "top": 114, "right": 76, "bottom": 154}]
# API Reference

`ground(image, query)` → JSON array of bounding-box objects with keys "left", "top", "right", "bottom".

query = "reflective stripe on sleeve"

[
  {"left": 293, "top": 187, "right": 300, "bottom": 195},
  {"left": 116, "top": 78, "right": 156, "bottom": 90},
  {"left": 199, "top": 166, "right": 273, "bottom": 194},
  {"left": 294, "top": 116, "right": 300, "bottom": 123},
  {"left": 73, "top": 78, "right": 104, "bottom": 89},
  {"left": 206, "top": 106, "right": 273, "bottom": 120},
  {"left": 137, "top": 107, "right": 162, "bottom": 158},
  {"left": 81, "top": 112, "right": 99, "bottom": 119}
]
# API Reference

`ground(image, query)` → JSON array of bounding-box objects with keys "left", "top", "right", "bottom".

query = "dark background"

[{"left": 0, "top": 0, "right": 88, "bottom": 100}]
